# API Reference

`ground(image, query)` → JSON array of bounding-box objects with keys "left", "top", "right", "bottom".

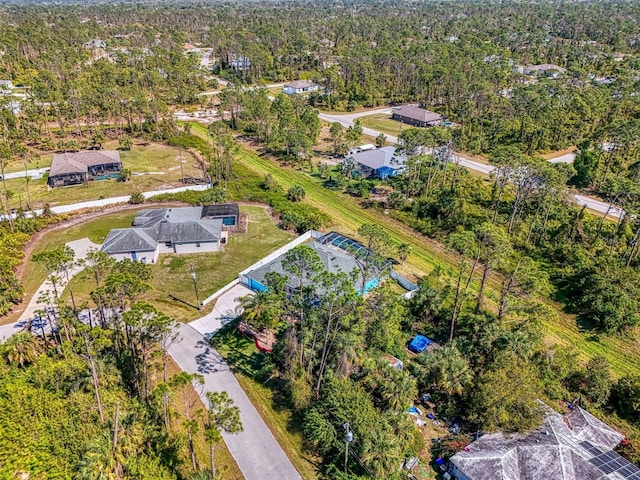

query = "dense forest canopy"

[{"left": 0, "top": 0, "right": 640, "bottom": 478}]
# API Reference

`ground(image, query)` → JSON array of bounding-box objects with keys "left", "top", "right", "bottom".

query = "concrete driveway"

[
  {"left": 189, "top": 283, "right": 253, "bottom": 339},
  {"left": 168, "top": 323, "right": 302, "bottom": 480},
  {"left": 18, "top": 238, "right": 101, "bottom": 322}
]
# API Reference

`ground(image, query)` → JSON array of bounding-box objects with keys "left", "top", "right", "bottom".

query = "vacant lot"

[
  {"left": 357, "top": 113, "right": 408, "bottom": 137},
  {"left": 3, "top": 141, "right": 203, "bottom": 211}
]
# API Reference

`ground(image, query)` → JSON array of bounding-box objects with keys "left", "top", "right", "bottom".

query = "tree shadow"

[{"left": 194, "top": 338, "right": 229, "bottom": 374}]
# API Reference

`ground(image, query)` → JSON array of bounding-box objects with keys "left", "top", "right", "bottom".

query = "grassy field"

[
  {"left": 189, "top": 122, "right": 640, "bottom": 379},
  {"left": 211, "top": 320, "right": 320, "bottom": 479},
  {"left": 60, "top": 205, "right": 294, "bottom": 323},
  {"left": 3, "top": 141, "right": 202, "bottom": 211},
  {"left": 357, "top": 113, "right": 407, "bottom": 138}
]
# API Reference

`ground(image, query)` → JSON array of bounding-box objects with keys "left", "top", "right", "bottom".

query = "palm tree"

[
  {"left": 236, "top": 291, "right": 282, "bottom": 330},
  {"left": 434, "top": 345, "right": 474, "bottom": 396},
  {"left": 415, "top": 344, "right": 473, "bottom": 396},
  {"left": 3, "top": 332, "right": 41, "bottom": 367},
  {"left": 380, "top": 368, "right": 418, "bottom": 411}
]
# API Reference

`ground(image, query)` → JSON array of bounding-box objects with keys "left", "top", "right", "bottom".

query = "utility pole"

[
  {"left": 179, "top": 146, "right": 185, "bottom": 184},
  {"left": 343, "top": 422, "right": 353, "bottom": 472},
  {"left": 190, "top": 265, "right": 201, "bottom": 310}
]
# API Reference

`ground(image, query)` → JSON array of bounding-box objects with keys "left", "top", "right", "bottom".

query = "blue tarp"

[{"left": 409, "top": 335, "right": 433, "bottom": 353}]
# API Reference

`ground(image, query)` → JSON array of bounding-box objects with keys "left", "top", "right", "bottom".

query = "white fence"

[
  {"left": 201, "top": 278, "right": 240, "bottom": 306},
  {"left": 1, "top": 184, "right": 212, "bottom": 220},
  {"left": 201, "top": 230, "right": 322, "bottom": 306}
]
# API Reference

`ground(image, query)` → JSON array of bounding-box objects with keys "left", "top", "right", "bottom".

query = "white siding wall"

[
  {"left": 157, "top": 243, "right": 173, "bottom": 254},
  {"left": 174, "top": 241, "right": 219, "bottom": 254},
  {"left": 107, "top": 249, "right": 158, "bottom": 264}
]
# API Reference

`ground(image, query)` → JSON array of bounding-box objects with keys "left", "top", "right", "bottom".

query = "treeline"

[
  {"left": 0, "top": 213, "right": 61, "bottom": 316},
  {"left": 370, "top": 129, "right": 640, "bottom": 335},
  {"left": 0, "top": 1, "right": 638, "bottom": 156},
  {"left": 164, "top": 131, "right": 329, "bottom": 233},
  {"left": 1, "top": 251, "right": 241, "bottom": 479}
]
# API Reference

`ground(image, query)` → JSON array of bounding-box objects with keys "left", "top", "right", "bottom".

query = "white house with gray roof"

[
  {"left": 102, "top": 206, "right": 232, "bottom": 263},
  {"left": 283, "top": 80, "right": 319, "bottom": 95},
  {"left": 447, "top": 405, "right": 637, "bottom": 480}
]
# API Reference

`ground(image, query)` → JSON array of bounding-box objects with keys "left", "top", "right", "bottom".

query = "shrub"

[{"left": 129, "top": 192, "right": 145, "bottom": 204}]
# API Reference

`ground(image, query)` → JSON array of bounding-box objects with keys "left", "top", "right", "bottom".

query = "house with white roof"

[{"left": 283, "top": 80, "right": 319, "bottom": 95}]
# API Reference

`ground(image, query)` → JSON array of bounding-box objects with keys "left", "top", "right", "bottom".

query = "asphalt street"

[
  {"left": 168, "top": 323, "right": 302, "bottom": 480},
  {"left": 318, "top": 109, "right": 622, "bottom": 219}
]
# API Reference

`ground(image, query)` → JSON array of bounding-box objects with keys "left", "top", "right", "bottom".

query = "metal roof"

[
  {"left": 451, "top": 406, "right": 630, "bottom": 480},
  {"left": 346, "top": 146, "right": 407, "bottom": 171}
]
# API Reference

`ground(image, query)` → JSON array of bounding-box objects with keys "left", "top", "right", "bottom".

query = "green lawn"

[
  {"left": 3, "top": 141, "right": 202, "bottom": 212},
  {"left": 1, "top": 210, "right": 142, "bottom": 326},
  {"left": 63, "top": 205, "right": 295, "bottom": 323},
  {"left": 357, "top": 113, "right": 408, "bottom": 138},
  {"left": 189, "top": 122, "right": 640, "bottom": 379},
  {"left": 211, "top": 320, "right": 320, "bottom": 479}
]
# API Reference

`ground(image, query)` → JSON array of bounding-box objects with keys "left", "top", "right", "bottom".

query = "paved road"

[
  {"left": 319, "top": 110, "right": 622, "bottom": 219},
  {"left": 1, "top": 167, "right": 49, "bottom": 180},
  {"left": 0, "top": 237, "right": 100, "bottom": 341},
  {"left": 189, "top": 283, "right": 252, "bottom": 339},
  {"left": 548, "top": 152, "right": 576, "bottom": 164},
  {"left": 168, "top": 323, "right": 302, "bottom": 480},
  {"left": 0, "top": 184, "right": 212, "bottom": 221}
]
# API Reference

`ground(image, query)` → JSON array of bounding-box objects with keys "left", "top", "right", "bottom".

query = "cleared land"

[
  {"left": 3, "top": 141, "right": 203, "bottom": 211},
  {"left": 357, "top": 112, "right": 408, "bottom": 137},
  {"left": 189, "top": 123, "right": 640, "bottom": 379}
]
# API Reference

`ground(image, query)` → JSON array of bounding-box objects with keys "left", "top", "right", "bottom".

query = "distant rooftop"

[
  {"left": 284, "top": 80, "right": 317, "bottom": 89},
  {"left": 394, "top": 105, "right": 445, "bottom": 124},
  {"left": 524, "top": 63, "right": 567, "bottom": 73}
]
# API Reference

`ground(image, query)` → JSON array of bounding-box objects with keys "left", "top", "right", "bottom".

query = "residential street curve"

[
  {"left": 317, "top": 110, "right": 622, "bottom": 219},
  {"left": 168, "top": 323, "right": 303, "bottom": 480}
]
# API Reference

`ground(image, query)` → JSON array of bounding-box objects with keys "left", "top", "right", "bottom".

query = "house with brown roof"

[
  {"left": 47, "top": 150, "right": 122, "bottom": 188},
  {"left": 392, "top": 105, "right": 446, "bottom": 127},
  {"left": 446, "top": 405, "right": 639, "bottom": 480}
]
